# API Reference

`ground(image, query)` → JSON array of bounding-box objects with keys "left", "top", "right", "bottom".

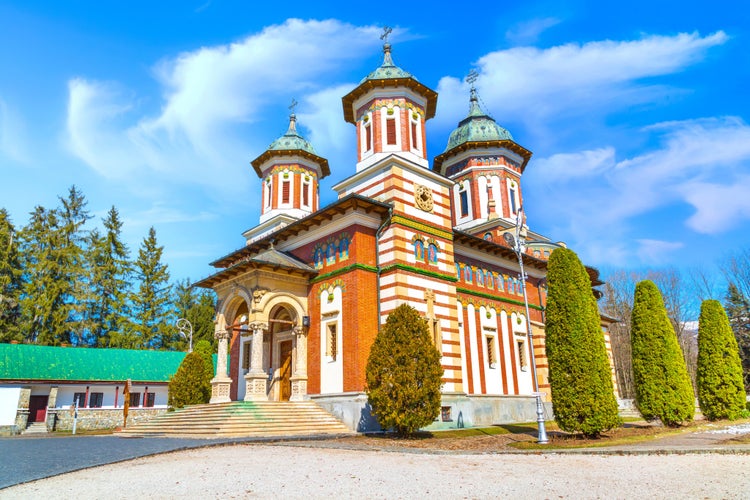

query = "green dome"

[
  {"left": 444, "top": 90, "right": 513, "bottom": 152},
  {"left": 268, "top": 114, "right": 317, "bottom": 154},
  {"left": 360, "top": 43, "right": 415, "bottom": 83}
]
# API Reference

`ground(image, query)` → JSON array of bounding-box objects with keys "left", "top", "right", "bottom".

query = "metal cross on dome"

[
  {"left": 466, "top": 69, "right": 479, "bottom": 90},
  {"left": 380, "top": 26, "right": 392, "bottom": 42},
  {"left": 289, "top": 98, "right": 298, "bottom": 114}
]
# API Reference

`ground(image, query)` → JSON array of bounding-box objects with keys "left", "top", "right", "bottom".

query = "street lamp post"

[
  {"left": 503, "top": 207, "right": 549, "bottom": 444},
  {"left": 176, "top": 318, "right": 193, "bottom": 353}
]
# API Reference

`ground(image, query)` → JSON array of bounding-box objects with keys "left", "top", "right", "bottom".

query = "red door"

[{"left": 28, "top": 395, "right": 48, "bottom": 422}]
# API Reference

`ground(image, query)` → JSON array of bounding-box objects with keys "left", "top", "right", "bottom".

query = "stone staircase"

[
  {"left": 117, "top": 401, "right": 353, "bottom": 439},
  {"left": 23, "top": 422, "right": 49, "bottom": 435}
]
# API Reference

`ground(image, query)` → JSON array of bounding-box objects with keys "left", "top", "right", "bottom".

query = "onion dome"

[
  {"left": 360, "top": 42, "right": 414, "bottom": 82},
  {"left": 444, "top": 88, "right": 513, "bottom": 152},
  {"left": 342, "top": 42, "right": 437, "bottom": 124},
  {"left": 251, "top": 113, "right": 330, "bottom": 179}
]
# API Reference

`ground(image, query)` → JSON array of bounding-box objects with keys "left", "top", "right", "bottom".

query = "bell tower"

[
  {"left": 245, "top": 108, "right": 330, "bottom": 243},
  {"left": 341, "top": 29, "right": 437, "bottom": 173}
]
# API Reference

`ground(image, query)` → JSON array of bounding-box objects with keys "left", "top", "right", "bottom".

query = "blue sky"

[{"left": 0, "top": 1, "right": 748, "bottom": 285}]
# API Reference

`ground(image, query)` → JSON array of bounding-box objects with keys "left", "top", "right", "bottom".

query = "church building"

[{"left": 195, "top": 39, "right": 615, "bottom": 431}]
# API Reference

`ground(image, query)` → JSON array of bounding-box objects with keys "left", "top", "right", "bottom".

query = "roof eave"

[
  {"left": 433, "top": 140, "right": 533, "bottom": 174},
  {"left": 341, "top": 78, "right": 438, "bottom": 124},
  {"left": 250, "top": 149, "right": 331, "bottom": 179}
]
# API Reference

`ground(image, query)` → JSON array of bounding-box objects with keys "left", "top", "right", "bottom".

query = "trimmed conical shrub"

[
  {"left": 631, "top": 280, "right": 694, "bottom": 425},
  {"left": 697, "top": 300, "right": 746, "bottom": 420},
  {"left": 545, "top": 247, "right": 621, "bottom": 437},
  {"left": 168, "top": 345, "right": 214, "bottom": 409},
  {"left": 365, "top": 303, "right": 443, "bottom": 436}
]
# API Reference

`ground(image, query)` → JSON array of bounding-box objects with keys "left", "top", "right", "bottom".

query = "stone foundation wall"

[{"left": 48, "top": 408, "right": 167, "bottom": 431}]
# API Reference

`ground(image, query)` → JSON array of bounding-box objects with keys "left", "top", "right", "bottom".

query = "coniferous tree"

[
  {"left": 172, "top": 279, "right": 217, "bottom": 350},
  {"left": 725, "top": 283, "right": 750, "bottom": 390},
  {"left": 85, "top": 207, "right": 131, "bottom": 347},
  {"left": 696, "top": 300, "right": 746, "bottom": 420},
  {"left": 365, "top": 304, "right": 443, "bottom": 436},
  {"left": 631, "top": 280, "right": 694, "bottom": 426},
  {"left": 18, "top": 206, "right": 66, "bottom": 344},
  {"left": 130, "top": 227, "right": 171, "bottom": 349},
  {"left": 545, "top": 247, "right": 621, "bottom": 437},
  {"left": 0, "top": 209, "right": 22, "bottom": 342}
]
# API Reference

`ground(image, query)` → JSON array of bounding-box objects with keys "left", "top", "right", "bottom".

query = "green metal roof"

[
  {"left": 267, "top": 114, "right": 317, "bottom": 155},
  {"left": 360, "top": 42, "right": 414, "bottom": 83},
  {"left": 0, "top": 343, "right": 217, "bottom": 383},
  {"left": 444, "top": 90, "right": 513, "bottom": 152}
]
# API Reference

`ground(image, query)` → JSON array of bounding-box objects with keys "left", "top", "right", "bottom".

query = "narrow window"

[
  {"left": 431, "top": 320, "right": 442, "bottom": 347},
  {"left": 326, "top": 323, "right": 338, "bottom": 360},
  {"left": 517, "top": 340, "right": 527, "bottom": 371},
  {"left": 282, "top": 179, "right": 291, "bottom": 204},
  {"left": 509, "top": 184, "right": 517, "bottom": 214},
  {"left": 242, "top": 342, "right": 251, "bottom": 370},
  {"left": 411, "top": 121, "right": 418, "bottom": 149},
  {"left": 89, "top": 392, "right": 103, "bottom": 408},
  {"left": 486, "top": 336, "right": 496, "bottom": 368},
  {"left": 264, "top": 179, "right": 272, "bottom": 209},
  {"left": 459, "top": 188, "right": 469, "bottom": 217},
  {"left": 386, "top": 118, "right": 397, "bottom": 145},
  {"left": 302, "top": 180, "right": 310, "bottom": 207},
  {"left": 129, "top": 392, "right": 141, "bottom": 408},
  {"left": 365, "top": 123, "right": 372, "bottom": 151},
  {"left": 144, "top": 393, "right": 156, "bottom": 408}
]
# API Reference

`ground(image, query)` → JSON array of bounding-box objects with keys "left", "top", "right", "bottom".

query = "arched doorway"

[{"left": 268, "top": 305, "right": 296, "bottom": 402}]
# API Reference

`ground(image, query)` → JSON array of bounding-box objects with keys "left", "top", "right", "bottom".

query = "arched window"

[
  {"left": 414, "top": 239, "right": 425, "bottom": 261},
  {"left": 313, "top": 247, "right": 324, "bottom": 269},
  {"left": 326, "top": 243, "right": 336, "bottom": 265},
  {"left": 459, "top": 182, "right": 470, "bottom": 218},
  {"left": 427, "top": 243, "right": 438, "bottom": 264},
  {"left": 464, "top": 265, "right": 473, "bottom": 283},
  {"left": 339, "top": 238, "right": 350, "bottom": 261}
]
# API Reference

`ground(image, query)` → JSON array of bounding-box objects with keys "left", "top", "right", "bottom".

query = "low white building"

[{"left": 0, "top": 343, "right": 197, "bottom": 434}]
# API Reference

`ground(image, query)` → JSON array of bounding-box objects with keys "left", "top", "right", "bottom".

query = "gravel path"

[{"left": 4, "top": 443, "right": 750, "bottom": 498}]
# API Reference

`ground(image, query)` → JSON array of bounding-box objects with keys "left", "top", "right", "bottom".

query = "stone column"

[
  {"left": 244, "top": 322, "right": 269, "bottom": 401},
  {"left": 210, "top": 326, "right": 232, "bottom": 404},
  {"left": 290, "top": 326, "right": 308, "bottom": 401},
  {"left": 46, "top": 386, "right": 58, "bottom": 431}
]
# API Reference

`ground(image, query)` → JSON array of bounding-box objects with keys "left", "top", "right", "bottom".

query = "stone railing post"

[{"left": 210, "top": 328, "right": 232, "bottom": 404}]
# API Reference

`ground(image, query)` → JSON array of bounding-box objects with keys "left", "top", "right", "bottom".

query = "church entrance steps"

[
  {"left": 116, "top": 401, "right": 353, "bottom": 438},
  {"left": 22, "top": 422, "right": 49, "bottom": 435}
]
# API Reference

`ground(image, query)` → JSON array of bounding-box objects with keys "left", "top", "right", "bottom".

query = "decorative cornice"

[
  {"left": 310, "top": 263, "right": 378, "bottom": 284},
  {"left": 390, "top": 214, "right": 453, "bottom": 240},
  {"left": 380, "top": 263, "right": 459, "bottom": 282},
  {"left": 456, "top": 287, "right": 543, "bottom": 311}
]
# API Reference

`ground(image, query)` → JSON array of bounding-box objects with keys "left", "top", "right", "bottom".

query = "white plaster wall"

[
  {"left": 477, "top": 176, "right": 489, "bottom": 220},
  {"left": 480, "top": 307, "right": 503, "bottom": 395},
  {"left": 55, "top": 384, "right": 168, "bottom": 408},
  {"left": 0, "top": 387, "right": 21, "bottom": 425},
  {"left": 512, "top": 312, "right": 534, "bottom": 395},
  {"left": 500, "top": 310, "right": 514, "bottom": 393},
  {"left": 320, "top": 287, "right": 344, "bottom": 394},
  {"left": 466, "top": 303, "right": 481, "bottom": 395},
  {"left": 457, "top": 302, "right": 468, "bottom": 396}
]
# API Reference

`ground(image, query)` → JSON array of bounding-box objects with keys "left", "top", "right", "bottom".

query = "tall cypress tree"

[
  {"left": 631, "top": 280, "right": 694, "bottom": 426},
  {"left": 85, "top": 207, "right": 131, "bottom": 347},
  {"left": 131, "top": 227, "right": 171, "bottom": 349},
  {"left": 725, "top": 283, "right": 750, "bottom": 390},
  {"left": 0, "top": 209, "right": 22, "bottom": 342},
  {"left": 697, "top": 300, "right": 746, "bottom": 420},
  {"left": 545, "top": 247, "right": 621, "bottom": 437}
]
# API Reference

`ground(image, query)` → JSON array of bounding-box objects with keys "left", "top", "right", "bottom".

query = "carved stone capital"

[
  {"left": 214, "top": 329, "right": 230, "bottom": 341},
  {"left": 292, "top": 326, "right": 306, "bottom": 336},
  {"left": 249, "top": 322, "right": 268, "bottom": 332}
]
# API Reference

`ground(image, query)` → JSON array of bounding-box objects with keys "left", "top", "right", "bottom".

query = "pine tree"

[
  {"left": 696, "top": 300, "right": 746, "bottom": 420},
  {"left": 168, "top": 348, "right": 213, "bottom": 408},
  {"left": 130, "top": 227, "right": 171, "bottom": 349},
  {"left": 545, "top": 247, "right": 621, "bottom": 437},
  {"left": 85, "top": 207, "right": 131, "bottom": 347},
  {"left": 0, "top": 209, "right": 22, "bottom": 342},
  {"left": 172, "top": 279, "right": 217, "bottom": 350},
  {"left": 18, "top": 206, "right": 66, "bottom": 344},
  {"left": 631, "top": 280, "right": 694, "bottom": 426},
  {"left": 365, "top": 304, "right": 443, "bottom": 436},
  {"left": 725, "top": 283, "right": 750, "bottom": 390}
]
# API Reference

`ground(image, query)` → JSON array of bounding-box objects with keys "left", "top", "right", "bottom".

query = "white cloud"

[
  {"left": 0, "top": 98, "right": 30, "bottom": 164},
  {"left": 435, "top": 31, "right": 728, "bottom": 132},
  {"left": 65, "top": 19, "right": 382, "bottom": 199},
  {"left": 526, "top": 116, "right": 750, "bottom": 265},
  {"left": 505, "top": 17, "right": 561, "bottom": 45},
  {"left": 636, "top": 239, "right": 685, "bottom": 263}
]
